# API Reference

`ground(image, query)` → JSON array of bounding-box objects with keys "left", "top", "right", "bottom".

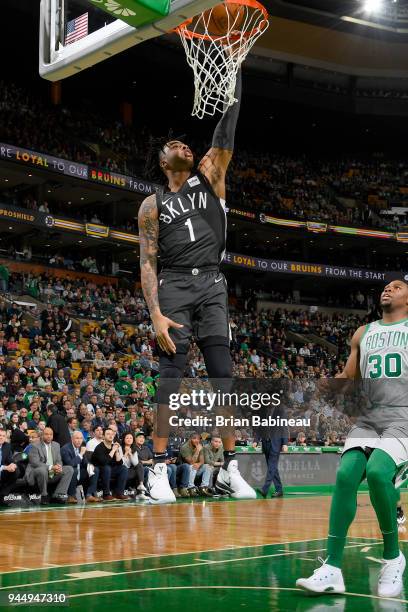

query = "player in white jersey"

[{"left": 296, "top": 279, "right": 408, "bottom": 598}]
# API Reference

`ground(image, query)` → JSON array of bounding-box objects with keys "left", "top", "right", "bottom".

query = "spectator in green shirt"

[
  {"left": 23, "top": 383, "right": 39, "bottom": 408},
  {"left": 115, "top": 370, "right": 133, "bottom": 396},
  {"left": 201, "top": 435, "right": 224, "bottom": 468},
  {"left": 240, "top": 337, "right": 250, "bottom": 354},
  {"left": 180, "top": 433, "right": 214, "bottom": 497}
]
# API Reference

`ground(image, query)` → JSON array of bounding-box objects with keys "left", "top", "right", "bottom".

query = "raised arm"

[
  {"left": 198, "top": 69, "right": 242, "bottom": 199},
  {"left": 138, "top": 194, "right": 183, "bottom": 354},
  {"left": 138, "top": 194, "right": 160, "bottom": 318},
  {"left": 335, "top": 325, "right": 365, "bottom": 379}
]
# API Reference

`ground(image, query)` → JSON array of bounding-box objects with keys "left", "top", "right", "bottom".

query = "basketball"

[{"left": 206, "top": 2, "right": 245, "bottom": 37}]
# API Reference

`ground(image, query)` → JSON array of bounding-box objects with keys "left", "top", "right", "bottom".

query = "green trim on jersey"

[
  {"left": 378, "top": 317, "right": 408, "bottom": 327},
  {"left": 359, "top": 323, "right": 371, "bottom": 345}
]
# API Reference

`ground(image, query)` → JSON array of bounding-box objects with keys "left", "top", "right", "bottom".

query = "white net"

[{"left": 176, "top": 1, "right": 269, "bottom": 119}]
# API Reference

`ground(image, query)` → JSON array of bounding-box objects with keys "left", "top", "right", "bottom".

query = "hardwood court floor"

[{"left": 0, "top": 492, "right": 407, "bottom": 611}]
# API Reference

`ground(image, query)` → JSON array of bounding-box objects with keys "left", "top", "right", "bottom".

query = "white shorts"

[{"left": 342, "top": 423, "right": 408, "bottom": 467}]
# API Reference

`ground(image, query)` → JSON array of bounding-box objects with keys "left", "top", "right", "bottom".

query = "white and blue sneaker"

[
  {"left": 378, "top": 551, "right": 406, "bottom": 598},
  {"left": 296, "top": 557, "right": 346, "bottom": 595}
]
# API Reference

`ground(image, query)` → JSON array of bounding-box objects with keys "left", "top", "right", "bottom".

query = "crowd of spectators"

[
  {"left": 227, "top": 153, "right": 408, "bottom": 231},
  {"left": 0, "top": 266, "right": 365, "bottom": 505},
  {"left": 1, "top": 81, "right": 408, "bottom": 234},
  {"left": 0, "top": 81, "right": 147, "bottom": 174},
  {"left": 7, "top": 273, "right": 149, "bottom": 324},
  {"left": 2, "top": 270, "right": 373, "bottom": 326},
  {"left": 4, "top": 269, "right": 368, "bottom": 368},
  {"left": 0, "top": 79, "right": 398, "bottom": 504}
]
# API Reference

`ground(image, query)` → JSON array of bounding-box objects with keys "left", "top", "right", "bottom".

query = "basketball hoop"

[{"left": 175, "top": 0, "right": 269, "bottom": 119}]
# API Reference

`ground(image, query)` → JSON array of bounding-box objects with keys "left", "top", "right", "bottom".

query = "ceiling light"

[{"left": 363, "top": 0, "right": 383, "bottom": 13}]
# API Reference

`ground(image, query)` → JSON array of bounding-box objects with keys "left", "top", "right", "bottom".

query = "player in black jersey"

[{"left": 138, "top": 71, "right": 256, "bottom": 503}]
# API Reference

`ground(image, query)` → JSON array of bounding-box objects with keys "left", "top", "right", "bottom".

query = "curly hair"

[{"left": 143, "top": 130, "right": 187, "bottom": 185}]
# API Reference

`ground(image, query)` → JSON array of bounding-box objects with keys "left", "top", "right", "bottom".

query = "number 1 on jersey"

[{"left": 185, "top": 218, "right": 196, "bottom": 242}]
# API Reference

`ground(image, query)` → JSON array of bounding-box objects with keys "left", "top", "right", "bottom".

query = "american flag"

[{"left": 65, "top": 12, "right": 88, "bottom": 45}]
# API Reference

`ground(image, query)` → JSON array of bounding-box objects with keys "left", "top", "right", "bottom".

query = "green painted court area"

[{"left": 1, "top": 537, "right": 407, "bottom": 612}]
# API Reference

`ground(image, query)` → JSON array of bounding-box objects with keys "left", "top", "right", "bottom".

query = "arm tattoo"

[
  {"left": 138, "top": 195, "right": 160, "bottom": 317},
  {"left": 212, "top": 69, "right": 242, "bottom": 152}
]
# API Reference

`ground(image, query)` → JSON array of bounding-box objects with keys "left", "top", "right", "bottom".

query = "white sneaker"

[
  {"left": 296, "top": 557, "right": 346, "bottom": 595},
  {"left": 146, "top": 463, "right": 176, "bottom": 504},
  {"left": 215, "top": 460, "right": 256, "bottom": 499},
  {"left": 135, "top": 484, "right": 148, "bottom": 501},
  {"left": 378, "top": 551, "right": 406, "bottom": 598},
  {"left": 135, "top": 492, "right": 149, "bottom": 501},
  {"left": 397, "top": 508, "right": 406, "bottom": 526}
]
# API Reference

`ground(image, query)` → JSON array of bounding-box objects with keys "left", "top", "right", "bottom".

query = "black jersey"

[{"left": 156, "top": 171, "right": 226, "bottom": 269}]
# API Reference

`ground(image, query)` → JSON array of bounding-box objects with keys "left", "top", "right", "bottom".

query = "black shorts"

[{"left": 158, "top": 268, "right": 230, "bottom": 354}]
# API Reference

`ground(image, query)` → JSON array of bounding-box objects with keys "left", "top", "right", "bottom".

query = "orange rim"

[{"left": 174, "top": 0, "right": 269, "bottom": 42}]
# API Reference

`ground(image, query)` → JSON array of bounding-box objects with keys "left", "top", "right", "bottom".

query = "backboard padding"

[{"left": 40, "top": 0, "right": 221, "bottom": 80}]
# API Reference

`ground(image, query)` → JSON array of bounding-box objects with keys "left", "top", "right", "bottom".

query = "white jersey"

[{"left": 360, "top": 317, "right": 408, "bottom": 413}]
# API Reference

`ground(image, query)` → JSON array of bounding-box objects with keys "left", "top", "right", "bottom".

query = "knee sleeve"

[
  {"left": 201, "top": 344, "right": 232, "bottom": 379},
  {"left": 159, "top": 353, "right": 188, "bottom": 378},
  {"left": 157, "top": 353, "right": 188, "bottom": 404}
]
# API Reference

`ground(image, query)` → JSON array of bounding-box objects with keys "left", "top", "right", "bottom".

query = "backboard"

[{"left": 40, "top": 0, "right": 221, "bottom": 81}]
